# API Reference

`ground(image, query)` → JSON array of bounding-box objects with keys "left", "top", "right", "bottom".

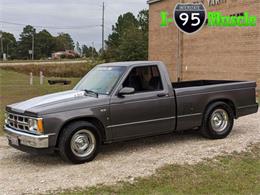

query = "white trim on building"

[{"left": 147, "top": 0, "right": 162, "bottom": 4}]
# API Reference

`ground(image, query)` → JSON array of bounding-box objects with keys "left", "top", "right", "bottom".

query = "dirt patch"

[{"left": 0, "top": 111, "right": 259, "bottom": 195}]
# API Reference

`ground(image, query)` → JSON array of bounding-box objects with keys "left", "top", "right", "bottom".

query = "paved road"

[{"left": 0, "top": 111, "right": 259, "bottom": 195}]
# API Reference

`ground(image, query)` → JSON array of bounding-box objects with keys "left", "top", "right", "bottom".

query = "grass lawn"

[
  {"left": 59, "top": 144, "right": 260, "bottom": 195},
  {"left": 0, "top": 58, "right": 93, "bottom": 64},
  {"left": 0, "top": 60, "right": 100, "bottom": 78},
  {"left": 0, "top": 69, "right": 80, "bottom": 135}
]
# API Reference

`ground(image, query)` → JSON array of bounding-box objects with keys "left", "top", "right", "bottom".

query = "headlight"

[
  {"left": 28, "top": 118, "right": 44, "bottom": 134},
  {"left": 28, "top": 119, "right": 37, "bottom": 131}
]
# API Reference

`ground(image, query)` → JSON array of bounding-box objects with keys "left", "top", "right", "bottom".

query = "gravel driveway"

[{"left": 0, "top": 111, "right": 259, "bottom": 195}]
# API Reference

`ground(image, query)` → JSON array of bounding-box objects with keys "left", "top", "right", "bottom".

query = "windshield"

[{"left": 74, "top": 66, "right": 126, "bottom": 95}]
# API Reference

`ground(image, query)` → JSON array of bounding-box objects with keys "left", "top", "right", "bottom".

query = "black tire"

[
  {"left": 200, "top": 102, "right": 234, "bottom": 139},
  {"left": 58, "top": 121, "right": 100, "bottom": 164}
]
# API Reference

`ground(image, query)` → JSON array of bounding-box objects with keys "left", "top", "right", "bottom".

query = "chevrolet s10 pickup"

[{"left": 4, "top": 61, "right": 258, "bottom": 163}]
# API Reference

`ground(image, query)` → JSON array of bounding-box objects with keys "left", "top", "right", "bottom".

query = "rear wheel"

[
  {"left": 201, "top": 102, "right": 234, "bottom": 139},
  {"left": 59, "top": 121, "right": 100, "bottom": 164}
]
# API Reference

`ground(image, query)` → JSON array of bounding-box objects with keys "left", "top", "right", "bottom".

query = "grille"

[{"left": 6, "top": 112, "right": 30, "bottom": 132}]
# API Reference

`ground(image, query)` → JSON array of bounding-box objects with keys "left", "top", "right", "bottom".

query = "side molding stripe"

[{"left": 107, "top": 116, "right": 175, "bottom": 128}]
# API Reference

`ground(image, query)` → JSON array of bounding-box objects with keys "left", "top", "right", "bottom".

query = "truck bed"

[
  {"left": 171, "top": 80, "right": 258, "bottom": 131},
  {"left": 172, "top": 80, "right": 242, "bottom": 89}
]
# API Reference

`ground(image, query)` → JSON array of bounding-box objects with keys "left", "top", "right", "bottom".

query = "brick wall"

[
  {"left": 149, "top": 0, "right": 260, "bottom": 87},
  {"left": 149, "top": 0, "right": 179, "bottom": 81}
]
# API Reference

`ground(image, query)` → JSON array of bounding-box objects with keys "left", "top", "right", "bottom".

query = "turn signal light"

[{"left": 37, "top": 118, "right": 44, "bottom": 133}]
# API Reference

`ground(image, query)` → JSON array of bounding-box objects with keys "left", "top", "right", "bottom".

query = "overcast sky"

[{"left": 0, "top": 0, "right": 148, "bottom": 49}]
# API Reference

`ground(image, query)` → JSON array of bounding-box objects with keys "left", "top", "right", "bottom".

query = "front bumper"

[{"left": 4, "top": 125, "right": 51, "bottom": 148}]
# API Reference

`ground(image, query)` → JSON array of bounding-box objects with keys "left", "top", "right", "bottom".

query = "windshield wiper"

[{"left": 83, "top": 89, "right": 99, "bottom": 98}]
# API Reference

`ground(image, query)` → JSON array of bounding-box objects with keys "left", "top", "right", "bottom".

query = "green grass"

[
  {"left": 0, "top": 69, "right": 81, "bottom": 135},
  {"left": 58, "top": 144, "right": 260, "bottom": 195},
  {"left": 0, "top": 58, "right": 93, "bottom": 63},
  {"left": 0, "top": 60, "right": 102, "bottom": 78}
]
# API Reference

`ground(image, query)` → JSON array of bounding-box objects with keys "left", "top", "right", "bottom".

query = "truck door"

[{"left": 109, "top": 65, "right": 175, "bottom": 140}]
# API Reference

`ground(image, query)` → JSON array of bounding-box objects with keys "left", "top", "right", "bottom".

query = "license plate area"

[{"left": 8, "top": 135, "right": 19, "bottom": 146}]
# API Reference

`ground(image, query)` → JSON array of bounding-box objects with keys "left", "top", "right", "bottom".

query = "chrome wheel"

[
  {"left": 210, "top": 109, "right": 229, "bottom": 132},
  {"left": 70, "top": 129, "right": 96, "bottom": 158}
]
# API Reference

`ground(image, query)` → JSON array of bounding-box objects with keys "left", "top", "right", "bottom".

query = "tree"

[
  {"left": 81, "top": 44, "right": 98, "bottom": 58},
  {"left": 34, "top": 29, "right": 54, "bottom": 59},
  {"left": 82, "top": 44, "right": 88, "bottom": 56},
  {"left": 137, "top": 9, "right": 149, "bottom": 60},
  {"left": 54, "top": 33, "right": 74, "bottom": 51},
  {"left": 17, "top": 25, "right": 36, "bottom": 59},
  {"left": 1, "top": 32, "right": 17, "bottom": 59},
  {"left": 75, "top": 41, "right": 81, "bottom": 56},
  {"left": 138, "top": 9, "right": 149, "bottom": 33},
  {"left": 104, "top": 12, "right": 138, "bottom": 61},
  {"left": 103, "top": 10, "right": 149, "bottom": 62},
  {"left": 117, "top": 28, "right": 147, "bottom": 61},
  {"left": 1, "top": 25, "right": 77, "bottom": 60}
]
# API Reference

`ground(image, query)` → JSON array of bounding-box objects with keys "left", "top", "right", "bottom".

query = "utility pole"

[
  {"left": 0, "top": 31, "right": 3, "bottom": 60},
  {"left": 6, "top": 41, "right": 13, "bottom": 60},
  {"left": 176, "top": 0, "right": 184, "bottom": 82},
  {"left": 32, "top": 33, "right": 34, "bottom": 60},
  {"left": 101, "top": 2, "right": 105, "bottom": 52}
]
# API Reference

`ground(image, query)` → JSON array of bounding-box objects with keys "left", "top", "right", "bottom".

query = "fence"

[{"left": 29, "top": 71, "right": 45, "bottom": 86}]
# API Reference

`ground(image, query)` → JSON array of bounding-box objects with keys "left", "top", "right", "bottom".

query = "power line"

[
  {"left": 0, "top": 20, "right": 100, "bottom": 30},
  {"left": 0, "top": 2, "right": 117, "bottom": 50}
]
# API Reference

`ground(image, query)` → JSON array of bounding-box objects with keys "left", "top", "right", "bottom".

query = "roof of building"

[{"left": 147, "top": 0, "right": 162, "bottom": 4}]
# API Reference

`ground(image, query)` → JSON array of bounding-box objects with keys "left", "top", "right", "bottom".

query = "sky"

[{"left": 0, "top": 0, "right": 148, "bottom": 49}]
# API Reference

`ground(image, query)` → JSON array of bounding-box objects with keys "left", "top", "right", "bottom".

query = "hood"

[{"left": 8, "top": 90, "right": 89, "bottom": 114}]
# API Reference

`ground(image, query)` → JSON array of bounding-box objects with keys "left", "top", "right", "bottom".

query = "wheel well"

[
  {"left": 204, "top": 99, "right": 237, "bottom": 118},
  {"left": 56, "top": 117, "right": 106, "bottom": 147}
]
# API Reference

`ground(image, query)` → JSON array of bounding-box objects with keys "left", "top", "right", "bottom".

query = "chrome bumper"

[{"left": 4, "top": 126, "right": 50, "bottom": 148}]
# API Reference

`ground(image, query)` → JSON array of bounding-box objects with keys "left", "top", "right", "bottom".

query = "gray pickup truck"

[{"left": 4, "top": 61, "right": 258, "bottom": 163}]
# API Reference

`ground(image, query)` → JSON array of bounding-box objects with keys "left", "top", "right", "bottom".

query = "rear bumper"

[
  {"left": 4, "top": 125, "right": 52, "bottom": 148},
  {"left": 237, "top": 104, "right": 258, "bottom": 118}
]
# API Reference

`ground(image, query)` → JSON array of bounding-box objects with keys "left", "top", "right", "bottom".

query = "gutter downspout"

[{"left": 176, "top": 0, "right": 183, "bottom": 82}]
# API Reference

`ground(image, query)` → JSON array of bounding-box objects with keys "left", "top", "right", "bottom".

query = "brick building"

[{"left": 148, "top": 0, "right": 260, "bottom": 86}]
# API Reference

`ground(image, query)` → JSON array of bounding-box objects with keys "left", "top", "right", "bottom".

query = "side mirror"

[{"left": 118, "top": 87, "right": 135, "bottom": 97}]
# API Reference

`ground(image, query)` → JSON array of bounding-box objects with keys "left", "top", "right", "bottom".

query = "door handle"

[{"left": 157, "top": 93, "right": 168, "bottom": 97}]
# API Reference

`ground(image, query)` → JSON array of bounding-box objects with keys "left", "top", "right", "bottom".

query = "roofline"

[{"left": 147, "top": 0, "right": 162, "bottom": 4}]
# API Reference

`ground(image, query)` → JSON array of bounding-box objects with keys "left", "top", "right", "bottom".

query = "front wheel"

[
  {"left": 59, "top": 121, "right": 100, "bottom": 164},
  {"left": 201, "top": 102, "right": 234, "bottom": 139}
]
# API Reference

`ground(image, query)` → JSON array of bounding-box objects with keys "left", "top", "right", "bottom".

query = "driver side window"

[{"left": 122, "top": 65, "right": 163, "bottom": 93}]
